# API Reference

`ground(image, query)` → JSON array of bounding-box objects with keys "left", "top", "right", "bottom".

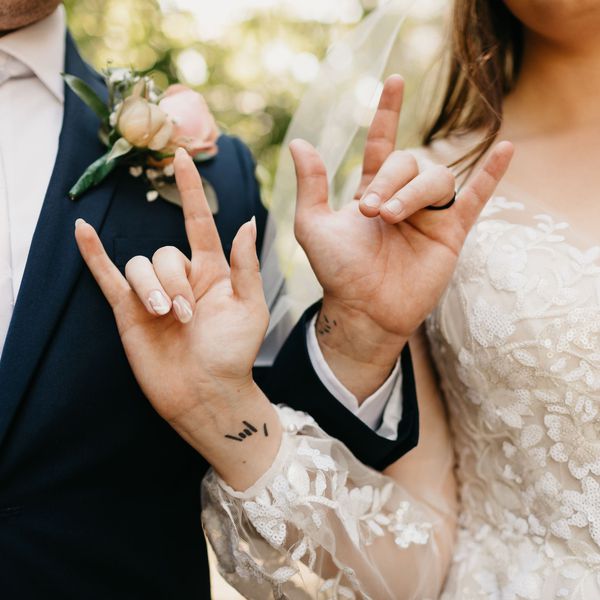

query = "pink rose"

[{"left": 159, "top": 84, "right": 219, "bottom": 159}]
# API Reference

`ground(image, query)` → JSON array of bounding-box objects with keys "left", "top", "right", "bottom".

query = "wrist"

[
  {"left": 168, "top": 379, "right": 283, "bottom": 491},
  {"left": 315, "top": 297, "right": 407, "bottom": 401},
  {"left": 318, "top": 297, "right": 407, "bottom": 368}
]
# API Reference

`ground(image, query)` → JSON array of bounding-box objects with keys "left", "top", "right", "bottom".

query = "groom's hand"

[
  {"left": 75, "top": 148, "right": 281, "bottom": 490},
  {"left": 291, "top": 75, "right": 513, "bottom": 400}
]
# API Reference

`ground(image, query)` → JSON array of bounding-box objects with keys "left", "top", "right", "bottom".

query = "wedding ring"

[{"left": 425, "top": 191, "right": 456, "bottom": 211}]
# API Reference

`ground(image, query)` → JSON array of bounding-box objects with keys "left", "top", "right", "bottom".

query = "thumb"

[
  {"left": 230, "top": 217, "right": 265, "bottom": 303},
  {"left": 289, "top": 139, "right": 331, "bottom": 224}
]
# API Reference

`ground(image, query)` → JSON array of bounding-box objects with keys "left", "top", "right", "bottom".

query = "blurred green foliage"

[{"left": 64, "top": 0, "right": 378, "bottom": 201}]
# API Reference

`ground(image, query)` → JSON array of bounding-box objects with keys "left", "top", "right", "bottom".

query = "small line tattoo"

[
  {"left": 224, "top": 421, "right": 270, "bottom": 442},
  {"left": 316, "top": 313, "right": 338, "bottom": 337}
]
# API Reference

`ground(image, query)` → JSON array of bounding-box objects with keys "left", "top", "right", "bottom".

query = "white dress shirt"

[
  {"left": 0, "top": 6, "right": 403, "bottom": 437},
  {"left": 0, "top": 7, "right": 64, "bottom": 359}
]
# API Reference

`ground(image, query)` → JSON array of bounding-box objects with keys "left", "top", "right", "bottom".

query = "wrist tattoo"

[
  {"left": 317, "top": 312, "right": 337, "bottom": 336},
  {"left": 225, "top": 420, "right": 268, "bottom": 442}
]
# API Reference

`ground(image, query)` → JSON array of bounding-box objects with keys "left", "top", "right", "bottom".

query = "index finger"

[
  {"left": 356, "top": 75, "right": 404, "bottom": 199},
  {"left": 174, "top": 148, "right": 227, "bottom": 262}
]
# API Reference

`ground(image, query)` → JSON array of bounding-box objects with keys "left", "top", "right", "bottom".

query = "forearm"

[
  {"left": 169, "top": 381, "right": 282, "bottom": 491},
  {"left": 316, "top": 297, "right": 407, "bottom": 402},
  {"left": 202, "top": 397, "right": 456, "bottom": 600}
]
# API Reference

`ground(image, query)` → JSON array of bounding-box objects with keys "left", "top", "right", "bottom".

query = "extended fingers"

[
  {"left": 74, "top": 219, "right": 131, "bottom": 308},
  {"left": 229, "top": 217, "right": 265, "bottom": 303},
  {"left": 174, "top": 148, "right": 227, "bottom": 268},
  {"left": 125, "top": 246, "right": 195, "bottom": 323},
  {"left": 289, "top": 139, "right": 331, "bottom": 239},
  {"left": 356, "top": 75, "right": 404, "bottom": 198},
  {"left": 379, "top": 165, "right": 455, "bottom": 225},
  {"left": 358, "top": 150, "right": 418, "bottom": 217},
  {"left": 456, "top": 141, "right": 514, "bottom": 229}
]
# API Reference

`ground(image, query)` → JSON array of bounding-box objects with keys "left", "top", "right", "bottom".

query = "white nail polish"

[
  {"left": 173, "top": 295, "right": 193, "bottom": 323},
  {"left": 385, "top": 198, "right": 404, "bottom": 215},
  {"left": 362, "top": 193, "right": 380, "bottom": 208},
  {"left": 149, "top": 290, "right": 170, "bottom": 315}
]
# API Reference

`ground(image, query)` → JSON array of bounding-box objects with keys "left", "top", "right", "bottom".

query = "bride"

[{"left": 75, "top": 0, "right": 600, "bottom": 597}]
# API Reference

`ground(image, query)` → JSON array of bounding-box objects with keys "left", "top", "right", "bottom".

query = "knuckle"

[
  {"left": 124, "top": 255, "right": 149, "bottom": 276},
  {"left": 159, "top": 272, "right": 189, "bottom": 290},
  {"left": 152, "top": 245, "right": 180, "bottom": 263},
  {"left": 398, "top": 151, "right": 418, "bottom": 173},
  {"left": 439, "top": 166, "right": 456, "bottom": 190}
]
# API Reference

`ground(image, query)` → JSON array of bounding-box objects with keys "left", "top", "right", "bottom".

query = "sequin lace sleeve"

[{"left": 201, "top": 405, "right": 455, "bottom": 600}]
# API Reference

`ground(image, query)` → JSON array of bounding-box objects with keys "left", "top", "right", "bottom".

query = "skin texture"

[
  {"left": 291, "top": 77, "right": 513, "bottom": 400},
  {"left": 76, "top": 81, "right": 513, "bottom": 495},
  {"left": 494, "top": 0, "right": 600, "bottom": 241},
  {"left": 75, "top": 149, "right": 282, "bottom": 491},
  {"left": 0, "top": 0, "right": 61, "bottom": 33}
]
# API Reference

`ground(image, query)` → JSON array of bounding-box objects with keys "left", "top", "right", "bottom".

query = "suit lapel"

[{"left": 0, "top": 34, "right": 118, "bottom": 445}]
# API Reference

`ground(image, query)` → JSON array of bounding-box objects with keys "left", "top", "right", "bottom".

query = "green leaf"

[
  {"left": 62, "top": 73, "right": 110, "bottom": 121},
  {"left": 105, "top": 137, "right": 133, "bottom": 162},
  {"left": 69, "top": 152, "right": 117, "bottom": 200}
]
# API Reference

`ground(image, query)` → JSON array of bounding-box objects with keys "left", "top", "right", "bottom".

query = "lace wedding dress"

[{"left": 202, "top": 192, "right": 600, "bottom": 599}]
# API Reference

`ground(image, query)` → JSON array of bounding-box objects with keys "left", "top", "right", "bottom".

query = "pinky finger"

[
  {"left": 229, "top": 217, "right": 264, "bottom": 303},
  {"left": 74, "top": 219, "right": 131, "bottom": 308},
  {"left": 455, "top": 141, "right": 514, "bottom": 229}
]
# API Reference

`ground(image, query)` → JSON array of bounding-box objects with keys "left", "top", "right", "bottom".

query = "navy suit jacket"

[{"left": 0, "top": 35, "right": 419, "bottom": 599}]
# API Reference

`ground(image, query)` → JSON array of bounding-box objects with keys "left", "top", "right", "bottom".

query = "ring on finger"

[{"left": 425, "top": 191, "right": 457, "bottom": 211}]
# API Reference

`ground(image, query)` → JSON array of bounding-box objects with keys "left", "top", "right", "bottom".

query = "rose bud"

[
  {"left": 159, "top": 84, "right": 219, "bottom": 158},
  {"left": 118, "top": 96, "right": 173, "bottom": 151}
]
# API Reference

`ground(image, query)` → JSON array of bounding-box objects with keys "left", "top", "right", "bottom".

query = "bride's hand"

[
  {"left": 291, "top": 75, "right": 513, "bottom": 387},
  {"left": 75, "top": 148, "right": 279, "bottom": 489}
]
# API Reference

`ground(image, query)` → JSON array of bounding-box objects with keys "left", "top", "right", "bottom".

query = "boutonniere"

[{"left": 63, "top": 68, "right": 220, "bottom": 213}]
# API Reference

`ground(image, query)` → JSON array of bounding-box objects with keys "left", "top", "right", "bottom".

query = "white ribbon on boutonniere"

[{"left": 62, "top": 68, "right": 220, "bottom": 214}]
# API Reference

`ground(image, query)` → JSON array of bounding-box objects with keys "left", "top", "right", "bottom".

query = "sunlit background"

[
  {"left": 64, "top": 0, "right": 445, "bottom": 596},
  {"left": 65, "top": 0, "right": 446, "bottom": 204}
]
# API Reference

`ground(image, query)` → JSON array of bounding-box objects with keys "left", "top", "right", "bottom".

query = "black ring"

[{"left": 425, "top": 191, "right": 456, "bottom": 211}]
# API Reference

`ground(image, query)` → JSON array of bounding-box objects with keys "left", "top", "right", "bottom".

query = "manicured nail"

[
  {"left": 148, "top": 290, "right": 170, "bottom": 316},
  {"left": 362, "top": 193, "right": 380, "bottom": 209},
  {"left": 250, "top": 216, "right": 257, "bottom": 241},
  {"left": 173, "top": 295, "right": 193, "bottom": 323},
  {"left": 384, "top": 198, "right": 404, "bottom": 216},
  {"left": 175, "top": 147, "right": 187, "bottom": 160},
  {"left": 75, "top": 218, "right": 87, "bottom": 228}
]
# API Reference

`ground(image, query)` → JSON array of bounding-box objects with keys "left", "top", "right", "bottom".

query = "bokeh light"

[{"left": 65, "top": 0, "right": 445, "bottom": 206}]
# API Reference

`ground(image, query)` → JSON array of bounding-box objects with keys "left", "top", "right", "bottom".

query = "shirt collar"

[{"left": 0, "top": 4, "right": 65, "bottom": 103}]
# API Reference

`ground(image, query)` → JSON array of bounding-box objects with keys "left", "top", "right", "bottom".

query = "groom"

[{"left": 0, "top": 2, "right": 423, "bottom": 598}]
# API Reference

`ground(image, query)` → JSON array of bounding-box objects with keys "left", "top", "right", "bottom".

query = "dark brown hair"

[{"left": 424, "top": 0, "right": 524, "bottom": 172}]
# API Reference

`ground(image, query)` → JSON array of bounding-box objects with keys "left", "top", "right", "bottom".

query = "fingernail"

[
  {"left": 362, "top": 193, "right": 380, "bottom": 209},
  {"left": 173, "top": 295, "right": 193, "bottom": 323},
  {"left": 148, "top": 290, "right": 170, "bottom": 316},
  {"left": 250, "top": 216, "right": 257, "bottom": 241},
  {"left": 75, "top": 218, "right": 86, "bottom": 228},
  {"left": 384, "top": 198, "right": 404, "bottom": 216},
  {"left": 175, "top": 147, "right": 187, "bottom": 160}
]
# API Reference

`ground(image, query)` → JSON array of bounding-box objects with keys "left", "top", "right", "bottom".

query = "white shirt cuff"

[{"left": 306, "top": 314, "right": 403, "bottom": 440}]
